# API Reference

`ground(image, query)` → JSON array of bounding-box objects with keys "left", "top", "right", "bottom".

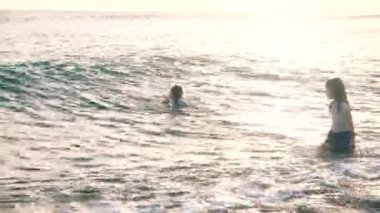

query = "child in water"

[
  {"left": 163, "top": 85, "right": 188, "bottom": 110},
  {"left": 323, "top": 78, "right": 355, "bottom": 152}
]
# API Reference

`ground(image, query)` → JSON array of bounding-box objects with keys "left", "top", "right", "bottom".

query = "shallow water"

[{"left": 0, "top": 11, "right": 379, "bottom": 212}]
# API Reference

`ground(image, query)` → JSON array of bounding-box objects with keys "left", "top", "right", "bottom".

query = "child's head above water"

[
  {"left": 170, "top": 85, "right": 183, "bottom": 101},
  {"left": 325, "top": 78, "right": 347, "bottom": 102}
]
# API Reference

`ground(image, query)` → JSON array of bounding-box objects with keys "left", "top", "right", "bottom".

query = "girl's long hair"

[
  {"left": 170, "top": 85, "right": 183, "bottom": 107},
  {"left": 326, "top": 78, "right": 348, "bottom": 113}
]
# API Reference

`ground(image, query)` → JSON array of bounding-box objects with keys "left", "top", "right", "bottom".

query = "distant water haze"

[{"left": 1, "top": 0, "right": 380, "bottom": 17}]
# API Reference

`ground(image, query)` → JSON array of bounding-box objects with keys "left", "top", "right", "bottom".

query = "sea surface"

[{"left": 0, "top": 11, "right": 379, "bottom": 213}]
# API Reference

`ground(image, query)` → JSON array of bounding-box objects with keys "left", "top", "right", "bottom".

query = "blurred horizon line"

[{"left": 1, "top": 9, "right": 380, "bottom": 20}]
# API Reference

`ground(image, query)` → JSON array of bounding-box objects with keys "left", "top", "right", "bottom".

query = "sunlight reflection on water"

[{"left": 0, "top": 11, "right": 379, "bottom": 212}]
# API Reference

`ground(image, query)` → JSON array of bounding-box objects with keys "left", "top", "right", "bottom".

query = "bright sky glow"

[{"left": 0, "top": 0, "right": 379, "bottom": 17}]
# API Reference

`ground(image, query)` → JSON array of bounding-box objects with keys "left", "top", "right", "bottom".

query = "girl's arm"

[
  {"left": 346, "top": 107, "right": 355, "bottom": 146},
  {"left": 181, "top": 99, "right": 188, "bottom": 107},
  {"left": 162, "top": 95, "right": 170, "bottom": 104}
]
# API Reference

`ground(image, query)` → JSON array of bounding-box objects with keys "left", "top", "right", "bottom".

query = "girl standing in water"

[
  {"left": 163, "top": 85, "right": 188, "bottom": 111},
  {"left": 324, "top": 78, "right": 355, "bottom": 152}
]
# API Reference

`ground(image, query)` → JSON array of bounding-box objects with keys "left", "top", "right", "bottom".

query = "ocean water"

[{"left": 0, "top": 11, "right": 379, "bottom": 212}]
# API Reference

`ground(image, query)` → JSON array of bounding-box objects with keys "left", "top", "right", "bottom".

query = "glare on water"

[{"left": 0, "top": 11, "right": 379, "bottom": 212}]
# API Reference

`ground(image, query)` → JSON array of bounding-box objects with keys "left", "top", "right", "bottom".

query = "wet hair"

[
  {"left": 325, "top": 78, "right": 348, "bottom": 112},
  {"left": 170, "top": 85, "right": 183, "bottom": 105}
]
